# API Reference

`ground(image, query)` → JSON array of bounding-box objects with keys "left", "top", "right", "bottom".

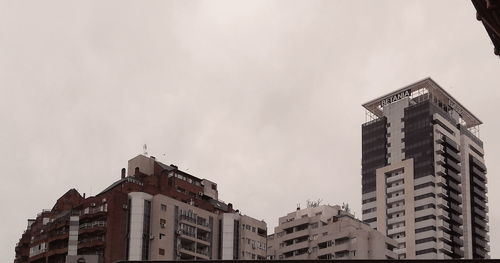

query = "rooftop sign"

[
  {"left": 380, "top": 89, "right": 412, "bottom": 107},
  {"left": 362, "top": 78, "right": 482, "bottom": 128}
]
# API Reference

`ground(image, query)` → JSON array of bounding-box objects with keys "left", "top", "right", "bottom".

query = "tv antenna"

[{"left": 143, "top": 144, "right": 148, "bottom": 156}]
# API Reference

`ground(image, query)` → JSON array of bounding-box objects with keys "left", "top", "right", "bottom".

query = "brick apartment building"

[{"left": 14, "top": 155, "right": 267, "bottom": 263}]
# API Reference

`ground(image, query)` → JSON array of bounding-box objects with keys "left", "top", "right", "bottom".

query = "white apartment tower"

[
  {"left": 361, "top": 78, "right": 489, "bottom": 259},
  {"left": 267, "top": 205, "right": 398, "bottom": 260}
]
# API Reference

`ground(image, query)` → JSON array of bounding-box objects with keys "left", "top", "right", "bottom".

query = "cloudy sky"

[{"left": 1, "top": 0, "right": 499, "bottom": 261}]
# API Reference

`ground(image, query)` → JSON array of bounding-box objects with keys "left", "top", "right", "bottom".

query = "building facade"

[
  {"left": 267, "top": 205, "right": 398, "bottom": 260},
  {"left": 14, "top": 155, "right": 267, "bottom": 263},
  {"left": 361, "top": 78, "right": 489, "bottom": 259}
]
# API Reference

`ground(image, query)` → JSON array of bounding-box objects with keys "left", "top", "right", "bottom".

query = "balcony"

[
  {"left": 79, "top": 221, "right": 106, "bottom": 235},
  {"left": 475, "top": 247, "right": 487, "bottom": 258},
  {"left": 387, "top": 226, "right": 405, "bottom": 236},
  {"left": 387, "top": 205, "right": 404, "bottom": 215},
  {"left": 196, "top": 235, "right": 211, "bottom": 246},
  {"left": 453, "top": 247, "right": 464, "bottom": 258},
  {"left": 80, "top": 210, "right": 107, "bottom": 221},
  {"left": 436, "top": 165, "right": 446, "bottom": 176},
  {"left": 450, "top": 214, "right": 463, "bottom": 225},
  {"left": 387, "top": 194, "right": 404, "bottom": 204},
  {"left": 472, "top": 176, "right": 486, "bottom": 190},
  {"left": 435, "top": 145, "right": 444, "bottom": 154},
  {"left": 471, "top": 157, "right": 486, "bottom": 171},
  {"left": 449, "top": 203, "right": 462, "bottom": 214},
  {"left": 451, "top": 236, "right": 463, "bottom": 247},
  {"left": 474, "top": 227, "right": 488, "bottom": 240},
  {"left": 437, "top": 220, "right": 451, "bottom": 233},
  {"left": 448, "top": 180, "right": 461, "bottom": 193},
  {"left": 449, "top": 192, "right": 462, "bottom": 204},
  {"left": 473, "top": 206, "right": 487, "bottom": 219},
  {"left": 386, "top": 173, "right": 404, "bottom": 184},
  {"left": 178, "top": 232, "right": 199, "bottom": 243},
  {"left": 279, "top": 216, "right": 309, "bottom": 230},
  {"left": 78, "top": 238, "right": 105, "bottom": 249},
  {"left": 451, "top": 225, "right": 463, "bottom": 236},
  {"left": 436, "top": 186, "right": 448, "bottom": 198},
  {"left": 393, "top": 247, "right": 406, "bottom": 255},
  {"left": 473, "top": 196, "right": 487, "bottom": 209},
  {"left": 46, "top": 246, "right": 67, "bottom": 257},
  {"left": 444, "top": 148, "right": 460, "bottom": 162},
  {"left": 283, "top": 228, "right": 309, "bottom": 241},
  {"left": 387, "top": 216, "right": 404, "bottom": 225},
  {"left": 472, "top": 167, "right": 486, "bottom": 181},
  {"left": 47, "top": 231, "right": 68, "bottom": 243},
  {"left": 386, "top": 184, "right": 404, "bottom": 194},
  {"left": 447, "top": 169, "right": 461, "bottom": 183},
  {"left": 280, "top": 240, "right": 309, "bottom": 254},
  {"left": 179, "top": 216, "right": 199, "bottom": 228},
  {"left": 435, "top": 154, "right": 445, "bottom": 165},
  {"left": 438, "top": 242, "right": 453, "bottom": 256},
  {"left": 178, "top": 247, "right": 197, "bottom": 259},
  {"left": 473, "top": 186, "right": 487, "bottom": 200}
]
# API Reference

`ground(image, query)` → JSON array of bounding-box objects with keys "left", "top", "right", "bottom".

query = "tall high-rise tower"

[{"left": 360, "top": 78, "right": 489, "bottom": 259}]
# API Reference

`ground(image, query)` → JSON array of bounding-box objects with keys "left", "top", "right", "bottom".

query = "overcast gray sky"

[{"left": 1, "top": 0, "right": 499, "bottom": 261}]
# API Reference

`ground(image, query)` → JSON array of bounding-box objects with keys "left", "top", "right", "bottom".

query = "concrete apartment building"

[
  {"left": 266, "top": 204, "right": 398, "bottom": 260},
  {"left": 361, "top": 78, "right": 489, "bottom": 259},
  {"left": 14, "top": 155, "right": 267, "bottom": 263}
]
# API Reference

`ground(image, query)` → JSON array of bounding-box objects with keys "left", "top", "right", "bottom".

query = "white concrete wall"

[
  {"left": 221, "top": 213, "right": 237, "bottom": 259},
  {"left": 128, "top": 192, "right": 153, "bottom": 260},
  {"left": 382, "top": 98, "right": 409, "bottom": 164}
]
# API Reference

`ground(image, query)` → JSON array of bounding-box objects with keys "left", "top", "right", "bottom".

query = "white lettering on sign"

[{"left": 380, "top": 89, "right": 412, "bottom": 107}]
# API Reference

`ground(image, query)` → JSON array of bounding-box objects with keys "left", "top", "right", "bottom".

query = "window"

[
  {"left": 161, "top": 204, "right": 167, "bottom": 211},
  {"left": 159, "top": 248, "right": 165, "bottom": 255},
  {"left": 252, "top": 227, "right": 256, "bottom": 232},
  {"left": 310, "top": 222, "right": 319, "bottom": 229},
  {"left": 160, "top": 218, "right": 166, "bottom": 228},
  {"left": 159, "top": 233, "right": 165, "bottom": 239}
]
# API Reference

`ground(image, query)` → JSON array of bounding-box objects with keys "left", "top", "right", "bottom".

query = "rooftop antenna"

[{"left": 143, "top": 144, "right": 148, "bottom": 156}]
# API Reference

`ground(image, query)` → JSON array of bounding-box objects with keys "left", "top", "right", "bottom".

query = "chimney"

[
  {"left": 121, "top": 168, "right": 126, "bottom": 179},
  {"left": 228, "top": 203, "right": 233, "bottom": 212},
  {"left": 83, "top": 193, "right": 86, "bottom": 199}
]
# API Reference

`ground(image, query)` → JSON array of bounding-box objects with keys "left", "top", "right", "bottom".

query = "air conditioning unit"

[
  {"left": 308, "top": 248, "right": 312, "bottom": 254},
  {"left": 198, "top": 192, "right": 204, "bottom": 196},
  {"left": 160, "top": 223, "right": 166, "bottom": 228},
  {"left": 150, "top": 235, "right": 155, "bottom": 240},
  {"left": 90, "top": 203, "right": 96, "bottom": 207},
  {"left": 309, "top": 236, "right": 314, "bottom": 241},
  {"left": 122, "top": 204, "right": 128, "bottom": 210},
  {"left": 176, "top": 230, "right": 182, "bottom": 235}
]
